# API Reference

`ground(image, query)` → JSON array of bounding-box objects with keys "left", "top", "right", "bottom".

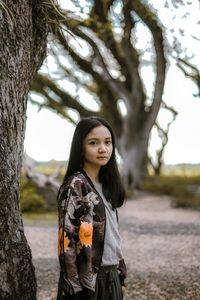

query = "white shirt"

[{"left": 93, "top": 182, "right": 123, "bottom": 266}]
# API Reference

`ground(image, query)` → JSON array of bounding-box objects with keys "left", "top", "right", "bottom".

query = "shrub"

[
  {"left": 20, "top": 180, "right": 48, "bottom": 213},
  {"left": 142, "top": 175, "right": 200, "bottom": 210}
]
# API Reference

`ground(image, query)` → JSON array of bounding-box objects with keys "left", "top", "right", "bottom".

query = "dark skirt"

[{"left": 57, "top": 265, "right": 123, "bottom": 300}]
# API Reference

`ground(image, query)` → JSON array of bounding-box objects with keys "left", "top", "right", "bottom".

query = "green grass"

[
  {"left": 142, "top": 175, "right": 200, "bottom": 210},
  {"left": 162, "top": 164, "right": 200, "bottom": 177}
]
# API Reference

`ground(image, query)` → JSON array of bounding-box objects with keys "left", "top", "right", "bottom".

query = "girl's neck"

[{"left": 83, "top": 165, "right": 100, "bottom": 183}]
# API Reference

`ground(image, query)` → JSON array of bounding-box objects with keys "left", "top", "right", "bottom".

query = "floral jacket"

[{"left": 57, "top": 170, "right": 127, "bottom": 295}]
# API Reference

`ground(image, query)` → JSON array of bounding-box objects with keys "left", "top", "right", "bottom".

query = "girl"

[{"left": 57, "top": 116, "right": 127, "bottom": 300}]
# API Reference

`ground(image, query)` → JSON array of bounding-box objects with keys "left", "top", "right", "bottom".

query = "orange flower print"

[
  {"left": 58, "top": 227, "right": 70, "bottom": 255},
  {"left": 79, "top": 222, "right": 93, "bottom": 247}
]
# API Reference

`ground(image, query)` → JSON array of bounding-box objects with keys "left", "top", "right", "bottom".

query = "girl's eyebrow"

[{"left": 87, "top": 136, "right": 112, "bottom": 141}]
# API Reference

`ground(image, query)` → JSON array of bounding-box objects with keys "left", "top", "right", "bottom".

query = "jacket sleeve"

[{"left": 57, "top": 184, "right": 84, "bottom": 295}]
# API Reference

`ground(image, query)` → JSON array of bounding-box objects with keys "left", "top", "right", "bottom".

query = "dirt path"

[{"left": 24, "top": 194, "right": 200, "bottom": 300}]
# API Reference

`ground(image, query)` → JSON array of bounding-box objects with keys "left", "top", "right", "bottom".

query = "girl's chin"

[
  {"left": 98, "top": 161, "right": 108, "bottom": 166},
  {"left": 94, "top": 160, "right": 108, "bottom": 167}
]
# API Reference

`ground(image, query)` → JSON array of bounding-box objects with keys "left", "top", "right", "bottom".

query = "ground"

[{"left": 24, "top": 193, "right": 200, "bottom": 300}]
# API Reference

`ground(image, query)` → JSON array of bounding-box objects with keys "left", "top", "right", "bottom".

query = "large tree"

[
  {"left": 31, "top": 0, "right": 166, "bottom": 189},
  {"left": 0, "top": 1, "right": 52, "bottom": 298}
]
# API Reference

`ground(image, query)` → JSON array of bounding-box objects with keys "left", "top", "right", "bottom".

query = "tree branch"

[
  {"left": 151, "top": 102, "right": 178, "bottom": 174},
  {"left": 132, "top": 1, "right": 166, "bottom": 132},
  {"left": 88, "top": 1, "right": 132, "bottom": 87},
  {"left": 72, "top": 27, "right": 131, "bottom": 107},
  {"left": 29, "top": 94, "right": 77, "bottom": 125},
  {"left": 31, "top": 73, "right": 99, "bottom": 118},
  {"left": 176, "top": 58, "right": 200, "bottom": 97},
  {"left": 54, "top": 28, "right": 132, "bottom": 125},
  {"left": 49, "top": 45, "right": 122, "bottom": 128},
  {"left": 49, "top": 45, "right": 99, "bottom": 95},
  {"left": 122, "top": 0, "right": 146, "bottom": 109}
]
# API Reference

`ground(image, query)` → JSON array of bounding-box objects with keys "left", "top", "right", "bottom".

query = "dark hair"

[{"left": 63, "top": 116, "right": 125, "bottom": 208}]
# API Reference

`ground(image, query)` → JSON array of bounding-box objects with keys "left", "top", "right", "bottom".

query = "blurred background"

[{"left": 21, "top": 0, "right": 200, "bottom": 214}]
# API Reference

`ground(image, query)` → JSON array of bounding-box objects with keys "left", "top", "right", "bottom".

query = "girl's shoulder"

[
  {"left": 59, "top": 171, "right": 92, "bottom": 197},
  {"left": 63, "top": 171, "right": 87, "bottom": 187}
]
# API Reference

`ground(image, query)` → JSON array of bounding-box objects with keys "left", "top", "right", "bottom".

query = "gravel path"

[{"left": 24, "top": 194, "right": 200, "bottom": 300}]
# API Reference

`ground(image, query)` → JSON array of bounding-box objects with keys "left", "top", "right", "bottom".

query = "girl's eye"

[{"left": 88, "top": 140, "right": 112, "bottom": 145}]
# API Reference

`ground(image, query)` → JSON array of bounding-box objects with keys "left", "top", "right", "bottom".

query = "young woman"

[{"left": 57, "top": 116, "right": 127, "bottom": 300}]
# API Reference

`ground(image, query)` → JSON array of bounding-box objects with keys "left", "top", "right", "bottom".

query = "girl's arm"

[{"left": 57, "top": 185, "right": 83, "bottom": 295}]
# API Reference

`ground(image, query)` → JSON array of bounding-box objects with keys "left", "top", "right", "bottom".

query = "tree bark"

[
  {"left": 118, "top": 126, "right": 149, "bottom": 189},
  {"left": 0, "top": 1, "right": 48, "bottom": 299}
]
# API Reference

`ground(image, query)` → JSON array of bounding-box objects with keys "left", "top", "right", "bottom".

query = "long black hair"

[{"left": 63, "top": 116, "right": 125, "bottom": 208}]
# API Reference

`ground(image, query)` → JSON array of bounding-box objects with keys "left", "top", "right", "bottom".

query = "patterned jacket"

[{"left": 57, "top": 170, "right": 127, "bottom": 295}]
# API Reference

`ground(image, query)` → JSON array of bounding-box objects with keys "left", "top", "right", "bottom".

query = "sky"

[{"left": 24, "top": 0, "right": 200, "bottom": 165}]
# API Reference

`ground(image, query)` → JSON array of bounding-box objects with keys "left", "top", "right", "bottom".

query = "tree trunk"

[
  {"left": 119, "top": 131, "right": 149, "bottom": 190},
  {"left": 0, "top": 1, "right": 48, "bottom": 299},
  {"left": 121, "top": 147, "right": 147, "bottom": 189}
]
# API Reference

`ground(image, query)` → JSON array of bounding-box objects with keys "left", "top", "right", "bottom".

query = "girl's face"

[{"left": 83, "top": 125, "right": 113, "bottom": 170}]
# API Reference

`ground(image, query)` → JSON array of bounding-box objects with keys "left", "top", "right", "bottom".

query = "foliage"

[
  {"left": 20, "top": 179, "right": 48, "bottom": 213},
  {"left": 142, "top": 175, "right": 200, "bottom": 210}
]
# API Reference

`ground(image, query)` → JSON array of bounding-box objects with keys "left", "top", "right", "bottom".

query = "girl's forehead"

[{"left": 86, "top": 125, "right": 112, "bottom": 138}]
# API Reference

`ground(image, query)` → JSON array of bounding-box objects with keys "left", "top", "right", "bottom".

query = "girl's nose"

[{"left": 99, "top": 144, "right": 106, "bottom": 152}]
